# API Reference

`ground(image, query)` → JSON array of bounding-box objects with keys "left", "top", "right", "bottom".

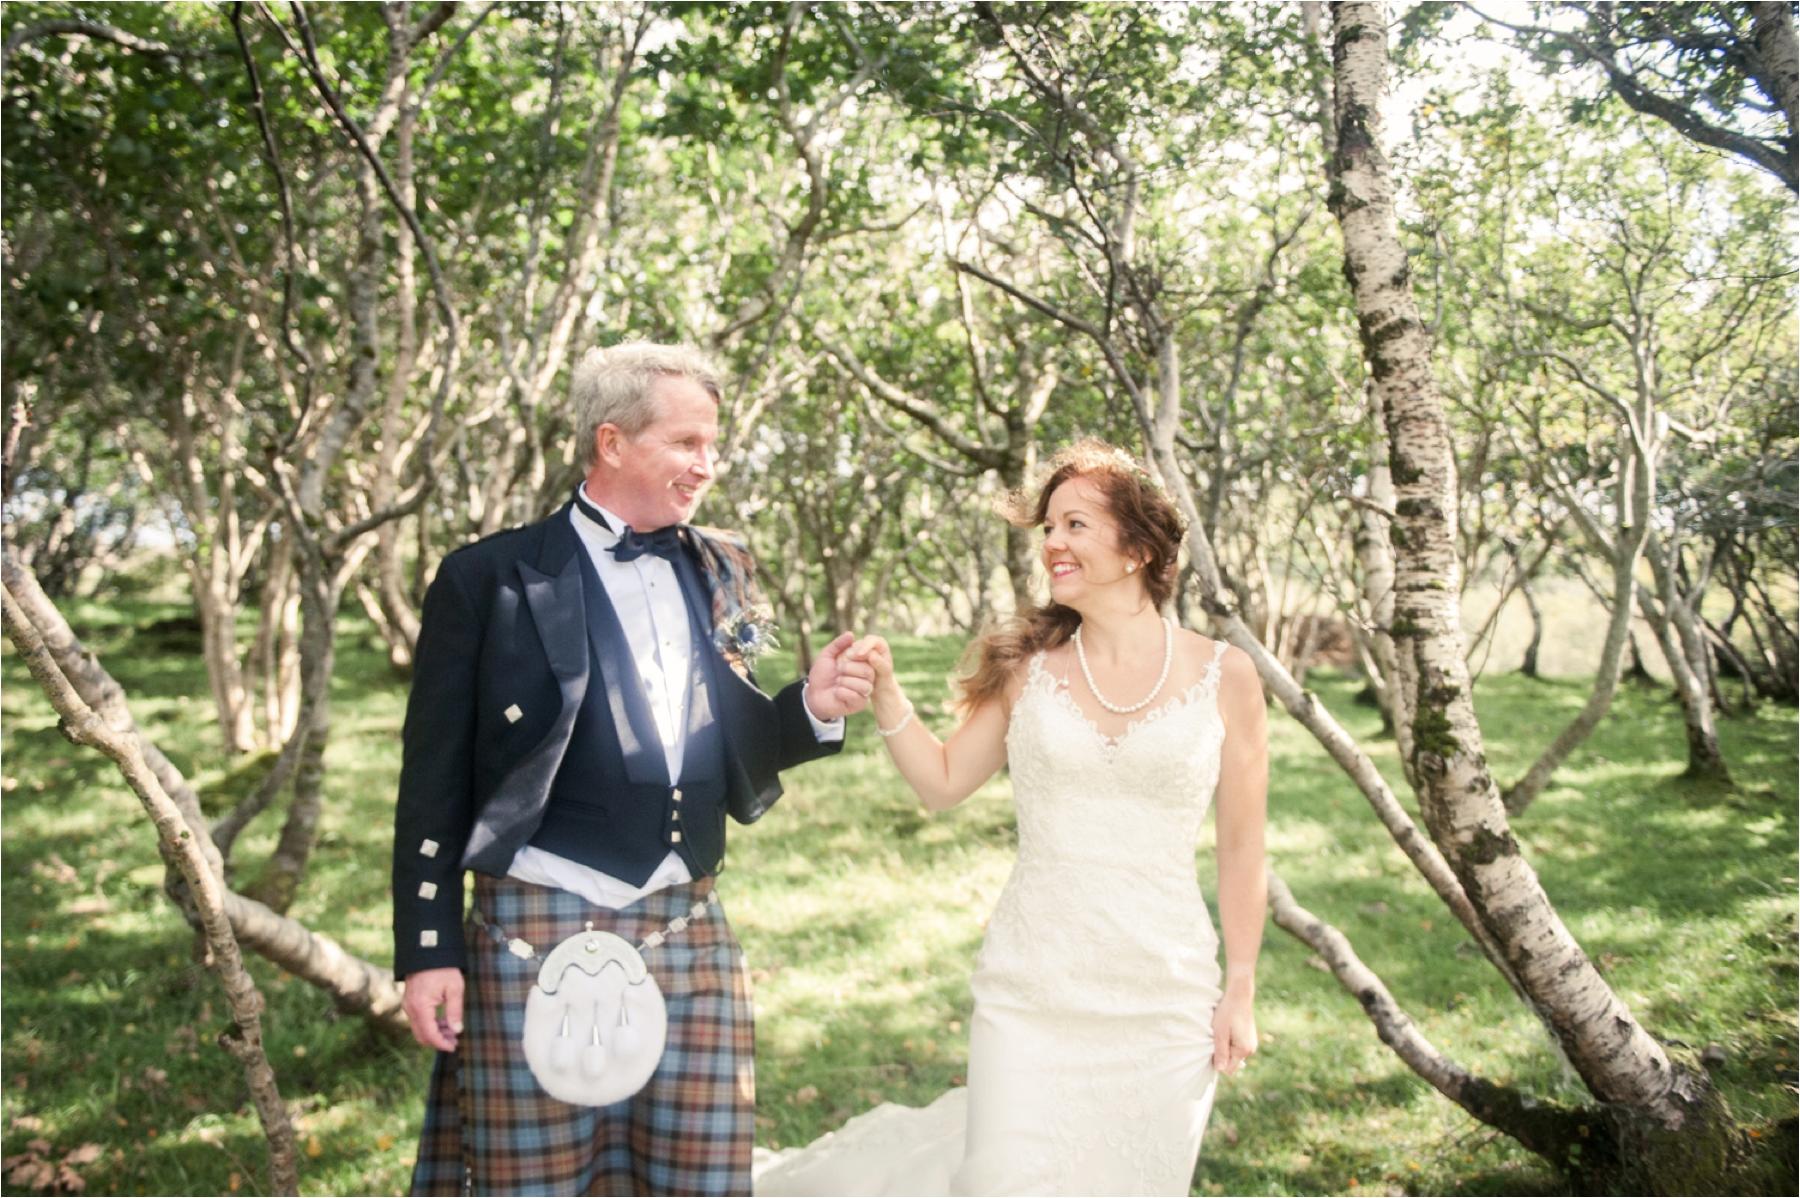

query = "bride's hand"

[
  {"left": 849, "top": 635, "right": 911, "bottom": 732},
  {"left": 1211, "top": 987, "right": 1257, "bottom": 1077},
  {"left": 849, "top": 635, "right": 897, "bottom": 690}
]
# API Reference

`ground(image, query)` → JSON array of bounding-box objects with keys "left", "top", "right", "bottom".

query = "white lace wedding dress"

[{"left": 756, "top": 644, "right": 1228, "bottom": 1197}]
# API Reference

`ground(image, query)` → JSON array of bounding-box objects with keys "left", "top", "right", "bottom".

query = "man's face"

[{"left": 601, "top": 374, "right": 720, "bottom": 530}]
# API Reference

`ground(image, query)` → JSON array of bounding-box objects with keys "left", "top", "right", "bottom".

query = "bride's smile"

[{"left": 1041, "top": 476, "right": 1144, "bottom": 604}]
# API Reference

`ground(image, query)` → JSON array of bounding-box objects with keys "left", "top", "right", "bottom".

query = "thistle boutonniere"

[{"left": 714, "top": 603, "right": 779, "bottom": 675}]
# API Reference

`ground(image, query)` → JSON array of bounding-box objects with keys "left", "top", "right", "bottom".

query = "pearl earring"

[{"left": 1126, "top": 563, "right": 1137, "bottom": 573}]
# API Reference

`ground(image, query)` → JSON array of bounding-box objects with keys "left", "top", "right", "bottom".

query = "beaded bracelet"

[{"left": 875, "top": 702, "right": 916, "bottom": 738}]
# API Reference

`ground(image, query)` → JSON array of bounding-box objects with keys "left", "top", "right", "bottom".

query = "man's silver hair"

[{"left": 572, "top": 341, "right": 724, "bottom": 468}]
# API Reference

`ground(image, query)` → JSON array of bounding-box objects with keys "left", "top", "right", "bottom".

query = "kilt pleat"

[{"left": 411, "top": 875, "right": 755, "bottom": 1197}]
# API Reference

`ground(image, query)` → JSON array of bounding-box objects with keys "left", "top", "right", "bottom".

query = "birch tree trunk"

[
  {"left": 1326, "top": 3, "right": 1730, "bottom": 1181},
  {"left": 367, "top": 91, "right": 424, "bottom": 673},
  {"left": 1519, "top": 567, "right": 1545, "bottom": 678},
  {"left": 1352, "top": 382, "right": 1405, "bottom": 750},
  {"left": 1505, "top": 429, "right": 1656, "bottom": 813},
  {"left": 245, "top": 0, "right": 464, "bottom": 909},
  {"left": 1644, "top": 531, "right": 1732, "bottom": 781}
]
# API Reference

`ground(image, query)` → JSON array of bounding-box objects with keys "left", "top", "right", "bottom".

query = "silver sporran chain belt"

[{"left": 469, "top": 890, "right": 719, "bottom": 1107}]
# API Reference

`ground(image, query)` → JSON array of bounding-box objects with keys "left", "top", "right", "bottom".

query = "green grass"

[{"left": 2, "top": 605, "right": 1794, "bottom": 1195}]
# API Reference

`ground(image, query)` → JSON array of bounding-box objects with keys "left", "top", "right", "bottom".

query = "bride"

[{"left": 758, "top": 440, "right": 1268, "bottom": 1197}]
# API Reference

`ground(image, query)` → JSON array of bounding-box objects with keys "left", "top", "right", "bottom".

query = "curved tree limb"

[
  {"left": 231, "top": 2, "right": 316, "bottom": 421},
  {"left": 2, "top": 583, "right": 301, "bottom": 1196},
  {"left": 1471, "top": 3, "right": 1798, "bottom": 192},
  {"left": 1269, "top": 870, "right": 1581, "bottom": 1164},
  {"left": 2, "top": 551, "right": 407, "bottom": 1030}
]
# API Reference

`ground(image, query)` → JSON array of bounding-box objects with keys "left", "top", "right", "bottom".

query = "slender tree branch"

[{"left": 3, "top": 18, "right": 211, "bottom": 68}]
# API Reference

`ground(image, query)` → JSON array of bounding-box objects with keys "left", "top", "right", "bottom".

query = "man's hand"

[
  {"left": 804, "top": 631, "right": 876, "bottom": 720},
  {"left": 402, "top": 966, "right": 466, "bottom": 1052}
]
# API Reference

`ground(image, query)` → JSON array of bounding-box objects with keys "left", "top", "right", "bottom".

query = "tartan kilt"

[{"left": 412, "top": 874, "right": 755, "bottom": 1196}]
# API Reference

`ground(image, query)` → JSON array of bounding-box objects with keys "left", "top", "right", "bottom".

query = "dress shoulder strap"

[{"left": 1200, "top": 639, "right": 1228, "bottom": 700}]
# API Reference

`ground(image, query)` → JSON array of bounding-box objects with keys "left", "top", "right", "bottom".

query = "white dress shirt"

[{"left": 506, "top": 486, "right": 842, "bottom": 908}]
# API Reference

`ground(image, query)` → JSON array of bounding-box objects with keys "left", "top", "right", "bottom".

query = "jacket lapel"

[
  {"left": 519, "top": 507, "right": 586, "bottom": 675},
  {"left": 470, "top": 515, "right": 591, "bottom": 865}
]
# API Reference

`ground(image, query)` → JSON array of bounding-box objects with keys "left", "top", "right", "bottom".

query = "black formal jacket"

[{"left": 391, "top": 503, "right": 839, "bottom": 978}]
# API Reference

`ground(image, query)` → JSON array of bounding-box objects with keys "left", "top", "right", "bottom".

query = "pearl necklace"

[{"left": 1073, "top": 616, "right": 1174, "bottom": 714}]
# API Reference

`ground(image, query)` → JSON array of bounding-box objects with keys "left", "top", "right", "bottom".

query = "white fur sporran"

[{"left": 521, "top": 926, "right": 668, "bottom": 1106}]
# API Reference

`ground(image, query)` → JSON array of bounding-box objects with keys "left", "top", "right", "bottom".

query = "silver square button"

[
  {"left": 420, "top": 929, "right": 439, "bottom": 948},
  {"left": 418, "top": 882, "right": 438, "bottom": 900},
  {"left": 419, "top": 838, "right": 439, "bottom": 858},
  {"left": 504, "top": 704, "right": 523, "bottom": 724}
]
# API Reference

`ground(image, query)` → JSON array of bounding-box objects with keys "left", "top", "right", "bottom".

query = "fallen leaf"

[
  {"left": 34, "top": 855, "right": 78, "bottom": 885},
  {"left": 793, "top": 1085, "right": 819, "bottom": 1105},
  {"left": 64, "top": 1144, "right": 101, "bottom": 1165},
  {"left": 10, "top": 1158, "right": 54, "bottom": 1189},
  {"left": 306, "top": 1136, "right": 323, "bottom": 1158}
]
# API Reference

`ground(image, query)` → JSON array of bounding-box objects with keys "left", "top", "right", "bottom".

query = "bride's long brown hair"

[{"left": 954, "top": 440, "right": 1186, "bottom": 714}]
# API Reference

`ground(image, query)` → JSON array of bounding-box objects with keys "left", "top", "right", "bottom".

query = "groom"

[{"left": 394, "top": 341, "right": 873, "bottom": 1195}]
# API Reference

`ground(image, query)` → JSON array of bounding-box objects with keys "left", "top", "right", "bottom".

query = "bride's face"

[{"left": 1041, "top": 476, "right": 1142, "bottom": 605}]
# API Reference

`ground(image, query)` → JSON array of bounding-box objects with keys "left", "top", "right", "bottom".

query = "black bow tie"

[
  {"left": 611, "top": 524, "right": 683, "bottom": 564},
  {"left": 573, "top": 491, "right": 686, "bottom": 563}
]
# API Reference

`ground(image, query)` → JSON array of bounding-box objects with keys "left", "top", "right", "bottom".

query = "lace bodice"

[{"left": 1003, "top": 643, "right": 1229, "bottom": 879}]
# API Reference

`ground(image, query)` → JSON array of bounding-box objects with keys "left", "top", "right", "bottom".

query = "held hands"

[
  {"left": 1211, "top": 984, "right": 1258, "bottom": 1077},
  {"left": 804, "top": 631, "right": 876, "bottom": 720},
  {"left": 847, "top": 635, "right": 908, "bottom": 726},
  {"left": 848, "top": 635, "right": 896, "bottom": 691},
  {"left": 403, "top": 966, "right": 465, "bottom": 1052}
]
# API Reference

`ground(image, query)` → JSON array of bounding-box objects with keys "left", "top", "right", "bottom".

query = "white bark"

[{"left": 1327, "top": 1, "right": 1702, "bottom": 1128}]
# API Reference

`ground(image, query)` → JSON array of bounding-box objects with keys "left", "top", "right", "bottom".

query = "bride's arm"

[
  {"left": 1212, "top": 643, "right": 1269, "bottom": 1073},
  {"left": 853, "top": 636, "right": 1009, "bottom": 812}
]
